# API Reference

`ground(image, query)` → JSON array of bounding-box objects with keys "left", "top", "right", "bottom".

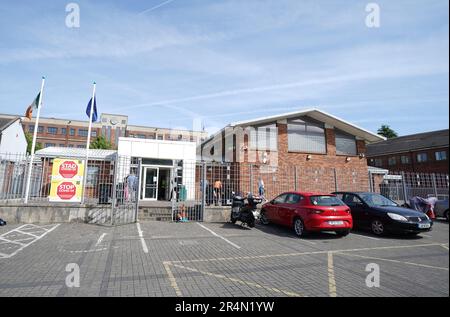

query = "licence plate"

[
  {"left": 418, "top": 223, "right": 431, "bottom": 229},
  {"left": 328, "top": 221, "right": 344, "bottom": 226}
]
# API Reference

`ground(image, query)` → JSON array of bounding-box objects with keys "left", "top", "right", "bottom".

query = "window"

[
  {"left": 178, "top": 134, "right": 183, "bottom": 141},
  {"left": 68, "top": 144, "right": 74, "bottom": 148},
  {"left": 157, "top": 135, "right": 164, "bottom": 140},
  {"left": 86, "top": 166, "right": 99, "bottom": 186},
  {"left": 371, "top": 158, "right": 383, "bottom": 167},
  {"left": 401, "top": 155, "right": 411, "bottom": 164},
  {"left": 70, "top": 128, "right": 76, "bottom": 136},
  {"left": 121, "top": 120, "right": 126, "bottom": 124},
  {"left": 38, "top": 126, "right": 44, "bottom": 133},
  {"left": 249, "top": 124, "right": 278, "bottom": 151},
  {"left": 92, "top": 131, "right": 97, "bottom": 138},
  {"left": 45, "top": 143, "right": 56, "bottom": 148},
  {"left": 28, "top": 125, "right": 34, "bottom": 133},
  {"left": 59, "top": 144, "right": 65, "bottom": 147},
  {"left": 343, "top": 194, "right": 363, "bottom": 206},
  {"left": 273, "top": 194, "right": 288, "bottom": 204},
  {"left": 136, "top": 134, "right": 146, "bottom": 139},
  {"left": 47, "top": 127, "right": 58, "bottom": 134},
  {"left": 388, "top": 157, "right": 397, "bottom": 166},
  {"left": 310, "top": 195, "right": 345, "bottom": 206},
  {"left": 287, "top": 118, "right": 326, "bottom": 153},
  {"left": 77, "top": 145, "right": 86, "bottom": 149},
  {"left": 435, "top": 151, "right": 447, "bottom": 161},
  {"left": 78, "top": 129, "right": 88, "bottom": 137},
  {"left": 417, "top": 153, "right": 428, "bottom": 163},
  {"left": 286, "top": 194, "right": 302, "bottom": 204},
  {"left": 61, "top": 128, "right": 67, "bottom": 135},
  {"left": 335, "top": 130, "right": 357, "bottom": 156}
]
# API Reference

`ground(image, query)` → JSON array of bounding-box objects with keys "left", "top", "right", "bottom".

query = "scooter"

[{"left": 230, "top": 192, "right": 262, "bottom": 228}]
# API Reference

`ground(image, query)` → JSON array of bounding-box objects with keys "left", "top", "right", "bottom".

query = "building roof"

[
  {"left": 204, "top": 108, "right": 385, "bottom": 145},
  {"left": 0, "top": 117, "right": 20, "bottom": 133},
  {"left": 35, "top": 147, "right": 117, "bottom": 160},
  {"left": 366, "top": 129, "right": 449, "bottom": 157}
]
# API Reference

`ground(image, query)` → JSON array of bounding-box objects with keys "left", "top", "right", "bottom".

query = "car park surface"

[{"left": 0, "top": 219, "right": 448, "bottom": 297}]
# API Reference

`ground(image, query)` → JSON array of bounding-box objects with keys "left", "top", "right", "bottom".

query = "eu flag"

[{"left": 86, "top": 97, "right": 98, "bottom": 122}]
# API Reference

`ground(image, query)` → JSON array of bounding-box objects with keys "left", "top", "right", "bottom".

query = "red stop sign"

[
  {"left": 57, "top": 182, "right": 77, "bottom": 200},
  {"left": 59, "top": 161, "right": 78, "bottom": 179}
]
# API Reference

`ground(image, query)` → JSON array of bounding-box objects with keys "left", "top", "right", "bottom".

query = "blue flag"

[{"left": 86, "top": 97, "right": 98, "bottom": 122}]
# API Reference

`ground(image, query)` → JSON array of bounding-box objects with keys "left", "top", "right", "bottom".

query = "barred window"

[
  {"left": 335, "top": 130, "right": 357, "bottom": 156},
  {"left": 288, "top": 118, "right": 326, "bottom": 154},
  {"left": 47, "top": 127, "right": 58, "bottom": 134}
]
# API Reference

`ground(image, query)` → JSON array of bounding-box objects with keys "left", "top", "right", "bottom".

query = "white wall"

[
  {"left": 118, "top": 138, "right": 197, "bottom": 200},
  {"left": 0, "top": 120, "right": 27, "bottom": 156}
]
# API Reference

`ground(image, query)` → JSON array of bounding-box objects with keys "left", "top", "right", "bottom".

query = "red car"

[{"left": 260, "top": 192, "right": 353, "bottom": 237}]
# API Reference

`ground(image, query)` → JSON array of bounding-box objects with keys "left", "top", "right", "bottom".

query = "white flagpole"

[
  {"left": 81, "top": 82, "right": 96, "bottom": 204},
  {"left": 24, "top": 77, "right": 45, "bottom": 204}
]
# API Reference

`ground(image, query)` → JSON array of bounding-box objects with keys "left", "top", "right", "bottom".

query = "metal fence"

[
  {"left": 0, "top": 152, "right": 140, "bottom": 226},
  {"left": 1, "top": 152, "right": 449, "bottom": 223}
]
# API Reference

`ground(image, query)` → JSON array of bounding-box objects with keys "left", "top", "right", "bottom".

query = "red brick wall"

[{"left": 368, "top": 147, "right": 449, "bottom": 174}]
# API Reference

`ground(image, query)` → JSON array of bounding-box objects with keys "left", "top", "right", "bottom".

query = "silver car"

[{"left": 434, "top": 199, "right": 449, "bottom": 222}]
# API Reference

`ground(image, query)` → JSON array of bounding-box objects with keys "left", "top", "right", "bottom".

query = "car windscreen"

[
  {"left": 310, "top": 196, "right": 345, "bottom": 206},
  {"left": 359, "top": 193, "right": 397, "bottom": 207}
]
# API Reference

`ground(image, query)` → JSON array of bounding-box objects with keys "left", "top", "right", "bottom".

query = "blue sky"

[{"left": 0, "top": 0, "right": 448, "bottom": 136}]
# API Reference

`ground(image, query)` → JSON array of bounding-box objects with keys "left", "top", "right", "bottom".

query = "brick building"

[
  {"left": 0, "top": 112, "right": 207, "bottom": 150},
  {"left": 200, "top": 109, "right": 385, "bottom": 196},
  {"left": 366, "top": 129, "right": 449, "bottom": 174}
]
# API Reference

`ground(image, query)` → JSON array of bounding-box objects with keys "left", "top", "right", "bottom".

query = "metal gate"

[{"left": 88, "top": 156, "right": 141, "bottom": 226}]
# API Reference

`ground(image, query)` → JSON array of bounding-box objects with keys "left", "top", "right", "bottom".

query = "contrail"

[{"left": 139, "top": 0, "right": 176, "bottom": 15}]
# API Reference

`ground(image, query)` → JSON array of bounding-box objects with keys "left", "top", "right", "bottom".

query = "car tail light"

[{"left": 345, "top": 209, "right": 351, "bottom": 214}]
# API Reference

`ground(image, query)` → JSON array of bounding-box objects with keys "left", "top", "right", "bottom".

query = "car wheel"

[
  {"left": 371, "top": 219, "right": 385, "bottom": 236},
  {"left": 260, "top": 210, "right": 270, "bottom": 225},
  {"left": 444, "top": 210, "right": 449, "bottom": 223},
  {"left": 336, "top": 230, "right": 350, "bottom": 237},
  {"left": 293, "top": 218, "right": 306, "bottom": 237},
  {"left": 247, "top": 218, "right": 255, "bottom": 228}
]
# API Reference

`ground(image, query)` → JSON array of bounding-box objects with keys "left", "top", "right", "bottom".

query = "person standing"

[
  {"left": 258, "top": 177, "right": 266, "bottom": 201},
  {"left": 214, "top": 180, "right": 222, "bottom": 206}
]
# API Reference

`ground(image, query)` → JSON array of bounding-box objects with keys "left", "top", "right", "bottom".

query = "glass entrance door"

[{"left": 143, "top": 167, "right": 159, "bottom": 200}]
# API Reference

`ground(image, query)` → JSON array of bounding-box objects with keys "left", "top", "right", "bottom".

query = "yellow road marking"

[
  {"left": 327, "top": 252, "right": 337, "bottom": 297},
  {"left": 163, "top": 261, "right": 183, "bottom": 297},
  {"left": 336, "top": 252, "right": 449, "bottom": 271},
  {"left": 171, "top": 263, "right": 303, "bottom": 297}
]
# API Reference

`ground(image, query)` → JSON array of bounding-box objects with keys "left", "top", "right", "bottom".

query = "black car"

[{"left": 333, "top": 192, "right": 433, "bottom": 236}]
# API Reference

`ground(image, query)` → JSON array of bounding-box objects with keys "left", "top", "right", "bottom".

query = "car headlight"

[{"left": 387, "top": 213, "right": 408, "bottom": 222}]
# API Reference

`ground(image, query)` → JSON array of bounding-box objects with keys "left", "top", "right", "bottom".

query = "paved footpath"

[{"left": 0, "top": 220, "right": 448, "bottom": 297}]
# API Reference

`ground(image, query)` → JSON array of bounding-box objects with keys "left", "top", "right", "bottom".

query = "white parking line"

[
  {"left": 0, "top": 224, "right": 60, "bottom": 259},
  {"left": 136, "top": 222, "right": 149, "bottom": 253},
  {"left": 96, "top": 233, "right": 107, "bottom": 246},
  {"left": 197, "top": 223, "right": 241, "bottom": 249},
  {"left": 351, "top": 233, "right": 380, "bottom": 241}
]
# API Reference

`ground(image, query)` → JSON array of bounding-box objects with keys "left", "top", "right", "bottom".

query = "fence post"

[
  {"left": 134, "top": 158, "right": 142, "bottom": 223},
  {"left": 333, "top": 168, "right": 338, "bottom": 192},
  {"left": 294, "top": 166, "right": 298, "bottom": 191},
  {"left": 111, "top": 155, "right": 119, "bottom": 226},
  {"left": 250, "top": 164, "right": 254, "bottom": 194},
  {"left": 201, "top": 162, "right": 206, "bottom": 221},
  {"left": 431, "top": 173, "right": 438, "bottom": 198},
  {"left": 368, "top": 171, "right": 374, "bottom": 192},
  {"left": 401, "top": 171, "right": 408, "bottom": 206}
]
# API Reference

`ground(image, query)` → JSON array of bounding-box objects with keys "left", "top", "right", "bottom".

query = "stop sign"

[
  {"left": 59, "top": 161, "right": 78, "bottom": 178},
  {"left": 57, "top": 182, "right": 77, "bottom": 200}
]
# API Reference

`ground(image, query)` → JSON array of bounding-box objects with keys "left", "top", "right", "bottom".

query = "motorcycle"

[{"left": 230, "top": 192, "right": 262, "bottom": 228}]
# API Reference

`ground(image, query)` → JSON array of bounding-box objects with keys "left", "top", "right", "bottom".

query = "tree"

[
  {"left": 90, "top": 136, "right": 113, "bottom": 150},
  {"left": 377, "top": 125, "right": 398, "bottom": 139},
  {"left": 25, "top": 132, "right": 43, "bottom": 154}
]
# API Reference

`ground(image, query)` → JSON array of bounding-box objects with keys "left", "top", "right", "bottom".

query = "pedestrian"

[
  {"left": 214, "top": 179, "right": 222, "bottom": 206},
  {"left": 258, "top": 177, "right": 266, "bottom": 201}
]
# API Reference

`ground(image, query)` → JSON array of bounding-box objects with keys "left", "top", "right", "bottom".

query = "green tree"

[
  {"left": 377, "top": 125, "right": 398, "bottom": 139},
  {"left": 25, "top": 132, "right": 43, "bottom": 154},
  {"left": 90, "top": 136, "right": 113, "bottom": 150}
]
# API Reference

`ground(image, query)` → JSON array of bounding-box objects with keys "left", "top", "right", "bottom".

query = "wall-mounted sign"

[{"left": 49, "top": 159, "right": 84, "bottom": 202}]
